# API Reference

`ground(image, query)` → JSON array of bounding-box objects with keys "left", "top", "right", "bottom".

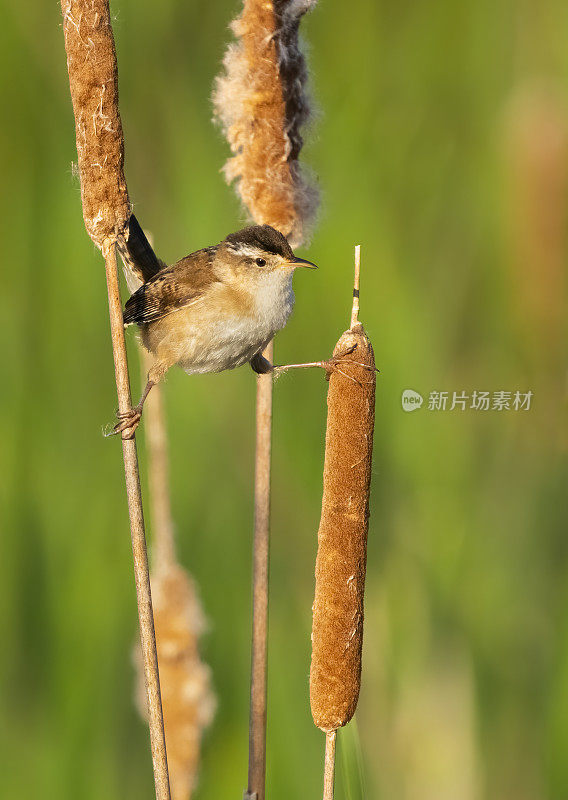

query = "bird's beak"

[{"left": 288, "top": 256, "right": 318, "bottom": 269}]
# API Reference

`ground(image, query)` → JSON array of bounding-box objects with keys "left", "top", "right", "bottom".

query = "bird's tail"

[{"left": 117, "top": 214, "right": 165, "bottom": 292}]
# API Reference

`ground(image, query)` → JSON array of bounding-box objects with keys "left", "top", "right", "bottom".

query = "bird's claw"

[
  {"left": 325, "top": 357, "right": 378, "bottom": 373},
  {"left": 105, "top": 406, "right": 142, "bottom": 439},
  {"left": 322, "top": 353, "right": 378, "bottom": 386},
  {"left": 116, "top": 408, "right": 137, "bottom": 420},
  {"left": 324, "top": 344, "right": 378, "bottom": 377}
]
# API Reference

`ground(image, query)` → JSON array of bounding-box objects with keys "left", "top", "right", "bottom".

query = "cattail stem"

[
  {"left": 246, "top": 340, "right": 273, "bottom": 800},
  {"left": 137, "top": 348, "right": 215, "bottom": 800},
  {"left": 214, "top": 3, "right": 318, "bottom": 795},
  {"left": 351, "top": 245, "right": 361, "bottom": 329},
  {"left": 61, "top": 0, "right": 171, "bottom": 791},
  {"left": 103, "top": 242, "right": 171, "bottom": 800},
  {"left": 323, "top": 730, "right": 337, "bottom": 800}
]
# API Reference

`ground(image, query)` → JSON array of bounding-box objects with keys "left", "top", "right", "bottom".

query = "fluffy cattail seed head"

[
  {"left": 213, "top": 0, "right": 319, "bottom": 247},
  {"left": 135, "top": 565, "right": 216, "bottom": 800},
  {"left": 61, "top": 0, "right": 131, "bottom": 247}
]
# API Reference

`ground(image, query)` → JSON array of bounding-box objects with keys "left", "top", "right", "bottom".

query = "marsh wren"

[{"left": 112, "top": 217, "right": 317, "bottom": 436}]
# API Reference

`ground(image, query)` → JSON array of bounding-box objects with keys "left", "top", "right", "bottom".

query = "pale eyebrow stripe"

[{"left": 227, "top": 244, "right": 270, "bottom": 259}]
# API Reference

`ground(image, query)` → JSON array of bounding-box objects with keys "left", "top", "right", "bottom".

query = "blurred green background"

[{"left": 1, "top": 0, "right": 567, "bottom": 797}]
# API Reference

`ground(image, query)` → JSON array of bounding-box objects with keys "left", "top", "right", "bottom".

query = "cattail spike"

[
  {"left": 60, "top": 0, "right": 131, "bottom": 247},
  {"left": 60, "top": 3, "right": 170, "bottom": 797},
  {"left": 214, "top": 4, "right": 320, "bottom": 799},
  {"left": 137, "top": 349, "right": 215, "bottom": 800},
  {"left": 213, "top": 0, "right": 319, "bottom": 246},
  {"left": 310, "top": 263, "right": 376, "bottom": 734},
  {"left": 135, "top": 563, "right": 216, "bottom": 800}
]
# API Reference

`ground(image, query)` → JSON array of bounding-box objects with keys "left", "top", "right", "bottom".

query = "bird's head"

[{"left": 221, "top": 225, "right": 317, "bottom": 276}]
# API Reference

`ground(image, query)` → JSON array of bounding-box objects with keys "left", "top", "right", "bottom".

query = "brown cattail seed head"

[
  {"left": 310, "top": 324, "right": 376, "bottom": 732},
  {"left": 135, "top": 564, "right": 216, "bottom": 800},
  {"left": 213, "top": 0, "right": 318, "bottom": 247},
  {"left": 61, "top": 0, "right": 130, "bottom": 246}
]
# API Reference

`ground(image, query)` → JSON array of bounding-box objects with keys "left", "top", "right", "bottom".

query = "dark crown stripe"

[{"left": 224, "top": 224, "right": 294, "bottom": 259}]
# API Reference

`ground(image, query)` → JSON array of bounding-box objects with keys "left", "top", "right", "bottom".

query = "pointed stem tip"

[{"left": 351, "top": 245, "right": 361, "bottom": 329}]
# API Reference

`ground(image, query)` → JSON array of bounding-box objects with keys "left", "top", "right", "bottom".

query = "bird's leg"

[
  {"left": 272, "top": 344, "right": 378, "bottom": 383},
  {"left": 251, "top": 351, "right": 328, "bottom": 376},
  {"left": 109, "top": 379, "right": 155, "bottom": 439}
]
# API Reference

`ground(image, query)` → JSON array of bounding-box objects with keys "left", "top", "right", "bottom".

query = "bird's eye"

[{"left": 255, "top": 257, "right": 266, "bottom": 267}]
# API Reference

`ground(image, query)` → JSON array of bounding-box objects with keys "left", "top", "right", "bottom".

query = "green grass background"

[{"left": 1, "top": 0, "right": 567, "bottom": 797}]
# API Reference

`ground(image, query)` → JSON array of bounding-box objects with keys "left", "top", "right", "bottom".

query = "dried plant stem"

[
  {"left": 323, "top": 731, "right": 337, "bottom": 800},
  {"left": 215, "top": 3, "right": 318, "bottom": 795},
  {"left": 246, "top": 340, "right": 273, "bottom": 800},
  {"left": 137, "top": 351, "right": 215, "bottom": 800},
  {"left": 104, "top": 242, "right": 171, "bottom": 800},
  {"left": 351, "top": 245, "right": 361, "bottom": 328}
]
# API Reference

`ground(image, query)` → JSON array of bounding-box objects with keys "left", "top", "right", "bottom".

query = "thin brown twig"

[
  {"left": 323, "top": 730, "right": 337, "bottom": 800},
  {"left": 245, "top": 340, "right": 273, "bottom": 800},
  {"left": 103, "top": 242, "right": 171, "bottom": 800}
]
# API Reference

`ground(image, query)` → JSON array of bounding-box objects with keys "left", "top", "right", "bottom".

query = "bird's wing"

[{"left": 123, "top": 248, "right": 218, "bottom": 326}]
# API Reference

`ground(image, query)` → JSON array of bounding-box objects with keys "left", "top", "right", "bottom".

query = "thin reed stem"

[
  {"left": 214, "top": 3, "right": 318, "bottom": 794},
  {"left": 351, "top": 245, "right": 361, "bottom": 329},
  {"left": 246, "top": 340, "right": 273, "bottom": 800},
  {"left": 103, "top": 242, "right": 171, "bottom": 800},
  {"left": 138, "top": 350, "right": 215, "bottom": 800},
  {"left": 323, "top": 730, "right": 337, "bottom": 800}
]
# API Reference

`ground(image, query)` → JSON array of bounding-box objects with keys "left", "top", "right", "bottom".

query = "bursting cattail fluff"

[
  {"left": 135, "top": 564, "right": 216, "bottom": 800},
  {"left": 61, "top": 0, "right": 131, "bottom": 246},
  {"left": 213, "top": 0, "right": 319, "bottom": 247},
  {"left": 310, "top": 322, "right": 376, "bottom": 732}
]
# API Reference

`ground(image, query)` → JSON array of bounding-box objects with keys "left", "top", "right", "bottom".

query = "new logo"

[{"left": 402, "top": 389, "right": 424, "bottom": 412}]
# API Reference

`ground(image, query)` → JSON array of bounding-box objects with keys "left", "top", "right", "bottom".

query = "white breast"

[
  {"left": 253, "top": 270, "right": 295, "bottom": 334},
  {"left": 177, "top": 271, "right": 295, "bottom": 374}
]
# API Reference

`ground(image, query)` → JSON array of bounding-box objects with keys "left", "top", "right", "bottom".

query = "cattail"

[
  {"left": 503, "top": 86, "right": 568, "bottom": 449},
  {"left": 60, "top": 3, "right": 170, "bottom": 797},
  {"left": 504, "top": 86, "right": 568, "bottom": 372},
  {"left": 310, "top": 249, "right": 376, "bottom": 796},
  {"left": 135, "top": 564, "right": 216, "bottom": 800},
  {"left": 61, "top": 0, "right": 131, "bottom": 247},
  {"left": 135, "top": 351, "right": 216, "bottom": 800},
  {"left": 214, "top": 4, "right": 320, "bottom": 799},
  {"left": 213, "top": 0, "right": 319, "bottom": 247}
]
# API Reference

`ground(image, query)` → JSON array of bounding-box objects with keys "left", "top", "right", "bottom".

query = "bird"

[{"left": 111, "top": 215, "right": 317, "bottom": 437}]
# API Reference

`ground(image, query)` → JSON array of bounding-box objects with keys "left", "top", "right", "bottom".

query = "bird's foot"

[
  {"left": 273, "top": 344, "right": 378, "bottom": 384},
  {"left": 105, "top": 405, "right": 143, "bottom": 439},
  {"left": 323, "top": 357, "right": 378, "bottom": 385}
]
